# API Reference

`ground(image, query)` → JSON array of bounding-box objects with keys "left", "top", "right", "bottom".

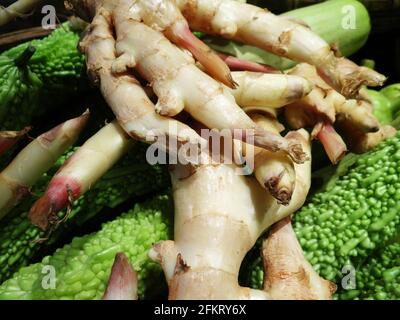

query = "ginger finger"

[
  {"left": 261, "top": 129, "right": 312, "bottom": 228},
  {"left": 262, "top": 217, "right": 337, "bottom": 300},
  {"left": 255, "top": 151, "right": 295, "bottom": 205},
  {"left": 137, "top": 0, "right": 236, "bottom": 88},
  {"left": 287, "top": 64, "right": 336, "bottom": 123},
  {"left": 338, "top": 121, "right": 397, "bottom": 154},
  {"left": 80, "top": 4, "right": 206, "bottom": 156},
  {"left": 0, "top": 0, "right": 43, "bottom": 27},
  {"left": 335, "top": 99, "right": 380, "bottom": 133},
  {"left": 175, "top": 0, "right": 386, "bottom": 98},
  {"left": 284, "top": 104, "right": 347, "bottom": 165},
  {"left": 288, "top": 63, "right": 380, "bottom": 133},
  {"left": 0, "top": 112, "right": 89, "bottom": 220},
  {"left": 231, "top": 71, "right": 312, "bottom": 109},
  {"left": 354, "top": 125, "right": 397, "bottom": 153},
  {"left": 316, "top": 122, "right": 347, "bottom": 165},
  {"left": 217, "top": 53, "right": 281, "bottom": 74},
  {"left": 28, "top": 120, "right": 134, "bottom": 231},
  {"left": 249, "top": 113, "right": 296, "bottom": 205},
  {"left": 68, "top": 0, "right": 308, "bottom": 164}
]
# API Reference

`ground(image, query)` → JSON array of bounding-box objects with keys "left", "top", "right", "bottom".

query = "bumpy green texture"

[
  {"left": 248, "top": 132, "right": 400, "bottom": 298},
  {"left": 0, "top": 143, "right": 170, "bottom": 284},
  {"left": 295, "top": 134, "right": 400, "bottom": 282},
  {"left": 246, "top": 256, "right": 262, "bottom": 291},
  {"left": 381, "top": 84, "right": 400, "bottom": 118},
  {"left": 340, "top": 241, "right": 400, "bottom": 300},
  {"left": 366, "top": 89, "right": 393, "bottom": 125},
  {"left": 0, "top": 23, "right": 85, "bottom": 131},
  {"left": 0, "top": 176, "right": 51, "bottom": 285},
  {"left": 0, "top": 195, "right": 173, "bottom": 300}
]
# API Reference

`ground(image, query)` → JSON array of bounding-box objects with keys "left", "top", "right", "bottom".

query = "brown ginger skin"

[{"left": 262, "top": 217, "right": 337, "bottom": 300}]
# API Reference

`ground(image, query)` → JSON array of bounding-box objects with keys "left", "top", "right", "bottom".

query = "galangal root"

[
  {"left": 284, "top": 63, "right": 390, "bottom": 163},
  {"left": 28, "top": 120, "right": 134, "bottom": 231},
  {"left": 65, "top": 0, "right": 389, "bottom": 173},
  {"left": 0, "top": 112, "right": 89, "bottom": 221},
  {"left": 149, "top": 129, "right": 334, "bottom": 299},
  {"left": 7, "top": 0, "right": 392, "bottom": 301},
  {"left": 75, "top": 0, "right": 309, "bottom": 166},
  {"left": 173, "top": 0, "right": 386, "bottom": 98}
]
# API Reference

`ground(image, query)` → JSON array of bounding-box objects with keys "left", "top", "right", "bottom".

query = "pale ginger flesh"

[
  {"left": 66, "top": 0, "right": 323, "bottom": 166},
  {"left": 174, "top": 0, "right": 386, "bottom": 98},
  {"left": 80, "top": 5, "right": 206, "bottom": 154},
  {"left": 66, "top": 0, "right": 386, "bottom": 101},
  {"left": 150, "top": 129, "right": 315, "bottom": 300},
  {"left": 246, "top": 113, "right": 296, "bottom": 205},
  {"left": 0, "top": 112, "right": 89, "bottom": 221},
  {"left": 28, "top": 120, "right": 134, "bottom": 231}
]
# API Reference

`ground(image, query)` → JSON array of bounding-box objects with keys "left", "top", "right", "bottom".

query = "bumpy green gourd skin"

[
  {"left": 0, "top": 194, "right": 173, "bottom": 300},
  {"left": 381, "top": 84, "right": 400, "bottom": 118},
  {"left": 0, "top": 143, "right": 170, "bottom": 284},
  {"left": 0, "top": 176, "right": 50, "bottom": 284},
  {"left": 366, "top": 89, "right": 393, "bottom": 125},
  {"left": 246, "top": 256, "right": 263, "bottom": 291},
  {"left": 248, "top": 132, "right": 400, "bottom": 298},
  {"left": 339, "top": 241, "right": 400, "bottom": 300},
  {"left": 0, "top": 23, "right": 85, "bottom": 131}
]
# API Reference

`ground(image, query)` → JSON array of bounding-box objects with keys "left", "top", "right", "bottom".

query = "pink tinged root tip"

[
  {"left": 28, "top": 176, "right": 81, "bottom": 231},
  {"left": 317, "top": 122, "right": 347, "bottom": 165},
  {"left": 103, "top": 252, "right": 138, "bottom": 300},
  {"left": 218, "top": 53, "right": 281, "bottom": 74},
  {"left": 171, "top": 23, "right": 237, "bottom": 88},
  {"left": 39, "top": 110, "right": 90, "bottom": 147}
]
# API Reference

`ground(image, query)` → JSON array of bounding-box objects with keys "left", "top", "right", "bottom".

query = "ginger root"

[
  {"left": 175, "top": 0, "right": 386, "bottom": 98},
  {"left": 262, "top": 217, "right": 337, "bottom": 300},
  {"left": 150, "top": 129, "right": 316, "bottom": 299}
]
